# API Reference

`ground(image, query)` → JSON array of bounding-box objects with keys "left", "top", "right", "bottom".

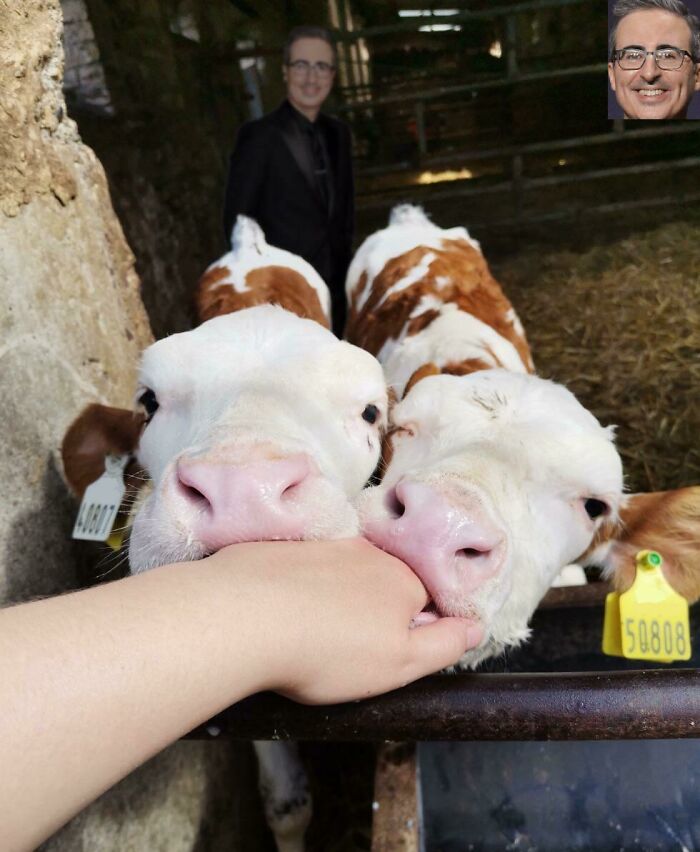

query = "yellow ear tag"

[
  {"left": 105, "top": 514, "right": 128, "bottom": 552},
  {"left": 603, "top": 550, "right": 691, "bottom": 663}
]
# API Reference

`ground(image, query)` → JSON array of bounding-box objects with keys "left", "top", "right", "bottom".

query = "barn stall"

[{"left": 2, "top": 0, "right": 700, "bottom": 849}]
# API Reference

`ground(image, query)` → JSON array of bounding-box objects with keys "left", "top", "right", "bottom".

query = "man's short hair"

[
  {"left": 283, "top": 26, "right": 337, "bottom": 66},
  {"left": 609, "top": 0, "right": 700, "bottom": 61}
]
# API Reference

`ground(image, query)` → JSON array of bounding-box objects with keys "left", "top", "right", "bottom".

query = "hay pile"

[{"left": 493, "top": 220, "right": 700, "bottom": 494}]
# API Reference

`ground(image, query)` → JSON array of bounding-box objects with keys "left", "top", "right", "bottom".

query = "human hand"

[{"left": 205, "top": 538, "right": 482, "bottom": 705}]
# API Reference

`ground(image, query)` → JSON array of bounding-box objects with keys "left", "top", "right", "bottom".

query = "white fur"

[
  {"left": 379, "top": 304, "right": 529, "bottom": 398},
  {"left": 374, "top": 251, "right": 437, "bottom": 311},
  {"left": 129, "top": 306, "right": 386, "bottom": 572},
  {"left": 204, "top": 215, "right": 331, "bottom": 320},
  {"left": 357, "top": 370, "right": 623, "bottom": 668}
]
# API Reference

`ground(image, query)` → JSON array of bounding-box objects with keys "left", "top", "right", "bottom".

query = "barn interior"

[
  {"left": 3, "top": 0, "right": 700, "bottom": 849},
  {"left": 62, "top": 0, "right": 700, "bottom": 491}
]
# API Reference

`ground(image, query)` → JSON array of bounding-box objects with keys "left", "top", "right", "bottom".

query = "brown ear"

[
  {"left": 582, "top": 487, "right": 700, "bottom": 603},
  {"left": 404, "top": 362, "right": 441, "bottom": 397},
  {"left": 62, "top": 404, "right": 145, "bottom": 498}
]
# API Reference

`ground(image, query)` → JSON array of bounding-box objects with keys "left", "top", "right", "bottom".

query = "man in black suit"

[{"left": 223, "top": 26, "right": 354, "bottom": 335}]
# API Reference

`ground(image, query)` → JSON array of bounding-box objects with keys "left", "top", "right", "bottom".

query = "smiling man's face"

[
  {"left": 283, "top": 37, "right": 335, "bottom": 121},
  {"left": 608, "top": 9, "right": 700, "bottom": 119}
]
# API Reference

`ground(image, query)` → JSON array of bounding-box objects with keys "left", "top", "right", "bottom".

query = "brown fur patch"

[
  {"left": 344, "top": 240, "right": 533, "bottom": 373},
  {"left": 441, "top": 358, "right": 494, "bottom": 377},
  {"left": 346, "top": 271, "right": 368, "bottom": 333},
  {"left": 583, "top": 487, "right": 700, "bottom": 602},
  {"left": 404, "top": 363, "right": 441, "bottom": 397},
  {"left": 196, "top": 265, "right": 329, "bottom": 328},
  {"left": 62, "top": 404, "right": 146, "bottom": 499},
  {"left": 374, "top": 387, "right": 401, "bottom": 475},
  {"left": 406, "top": 308, "right": 440, "bottom": 337}
]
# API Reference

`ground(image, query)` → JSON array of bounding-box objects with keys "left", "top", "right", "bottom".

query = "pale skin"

[
  {"left": 0, "top": 537, "right": 481, "bottom": 852},
  {"left": 608, "top": 9, "right": 700, "bottom": 119},
  {"left": 283, "top": 36, "right": 336, "bottom": 122}
]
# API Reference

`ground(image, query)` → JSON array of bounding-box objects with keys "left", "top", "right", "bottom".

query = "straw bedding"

[{"left": 493, "top": 219, "right": 700, "bottom": 494}]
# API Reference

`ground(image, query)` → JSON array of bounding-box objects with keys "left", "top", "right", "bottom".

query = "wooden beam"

[{"left": 371, "top": 743, "right": 420, "bottom": 852}]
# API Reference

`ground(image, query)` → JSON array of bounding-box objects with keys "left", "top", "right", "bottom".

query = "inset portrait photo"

[{"left": 608, "top": 0, "right": 700, "bottom": 119}]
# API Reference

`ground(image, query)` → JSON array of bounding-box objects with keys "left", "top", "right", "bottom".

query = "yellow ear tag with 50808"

[{"left": 602, "top": 550, "right": 691, "bottom": 663}]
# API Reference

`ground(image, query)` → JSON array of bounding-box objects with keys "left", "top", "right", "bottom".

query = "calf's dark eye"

[
  {"left": 139, "top": 388, "right": 159, "bottom": 419},
  {"left": 362, "top": 403, "right": 380, "bottom": 424},
  {"left": 584, "top": 498, "right": 608, "bottom": 520}
]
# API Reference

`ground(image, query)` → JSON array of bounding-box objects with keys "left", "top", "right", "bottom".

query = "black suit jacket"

[{"left": 223, "top": 100, "right": 354, "bottom": 332}]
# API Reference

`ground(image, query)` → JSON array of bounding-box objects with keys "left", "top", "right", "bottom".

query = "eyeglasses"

[
  {"left": 287, "top": 60, "right": 335, "bottom": 78},
  {"left": 612, "top": 46, "right": 694, "bottom": 70}
]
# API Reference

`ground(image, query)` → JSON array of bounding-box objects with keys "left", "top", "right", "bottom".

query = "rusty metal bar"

[{"left": 187, "top": 670, "right": 700, "bottom": 742}]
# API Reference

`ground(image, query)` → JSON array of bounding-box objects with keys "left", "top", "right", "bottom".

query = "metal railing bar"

[
  {"left": 335, "top": 0, "right": 596, "bottom": 41},
  {"left": 523, "top": 154, "right": 700, "bottom": 189},
  {"left": 416, "top": 122, "right": 700, "bottom": 171},
  {"left": 339, "top": 63, "right": 606, "bottom": 110},
  {"left": 460, "top": 190, "right": 700, "bottom": 231},
  {"left": 356, "top": 155, "right": 700, "bottom": 210},
  {"left": 187, "top": 669, "right": 700, "bottom": 742},
  {"left": 358, "top": 178, "right": 514, "bottom": 209}
]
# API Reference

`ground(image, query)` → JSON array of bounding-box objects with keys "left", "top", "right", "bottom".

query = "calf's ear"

[
  {"left": 582, "top": 487, "right": 700, "bottom": 603},
  {"left": 61, "top": 404, "right": 145, "bottom": 498}
]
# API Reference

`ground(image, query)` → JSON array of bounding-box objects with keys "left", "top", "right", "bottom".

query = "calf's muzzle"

[
  {"left": 363, "top": 480, "right": 506, "bottom": 608},
  {"left": 175, "top": 453, "right": 312, "bottom": 549}
]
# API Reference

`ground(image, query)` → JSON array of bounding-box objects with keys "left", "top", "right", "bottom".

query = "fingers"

[{"left": 406, "top": 617, "right": 483, "bottom": 680}]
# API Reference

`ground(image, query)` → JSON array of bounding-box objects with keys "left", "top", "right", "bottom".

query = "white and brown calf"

[
  {"left": 347, "top": 204, "right": 700, "bottom": 668},
  {"left": 63, "top": 221, "right": 386, "bottom": 852},
  {"left": 196, "top": 214, "right": 331, "bottom": 327}
]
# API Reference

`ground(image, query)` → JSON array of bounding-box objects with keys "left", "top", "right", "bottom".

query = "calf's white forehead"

[
  {"left": 138, "top": 306, "right": 384, "bottom": 398},
  {"left": 394, "top": 370, "right": 623, "bottom": 496}
]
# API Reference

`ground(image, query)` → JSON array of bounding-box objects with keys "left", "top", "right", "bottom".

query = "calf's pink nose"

[
  {"left": 176, "top": 454, "right": 311, "bottom": 549},
  {"left": 364, "top": 479, "right": 506, "bottom": 600}
]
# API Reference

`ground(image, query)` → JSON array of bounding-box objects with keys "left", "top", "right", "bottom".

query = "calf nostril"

[
  {"left": 176, "top": 462, "right": 212, "bottom": 511},
  {"left": 280, "top": 467, "right": 310, "bottom": 501},
  {"left": 459, "top": 547, "right": 491, "bottom": 560},
  {"left": 281, "top": 479, "right": 303, "bottom": 500},
  {"left": 179, "top": 480, "right": 210, "bottom": 510},
  {"left": 385, "top": 488, "right": 405, "bottom": 519}
]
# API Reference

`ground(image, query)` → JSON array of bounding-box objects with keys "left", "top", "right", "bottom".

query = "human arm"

[
  {"left": 0, "top": 537, "right": 481, "bottom": 851},
  {"left": 222, "top": 121, "right": 269, "bottom": 245}
]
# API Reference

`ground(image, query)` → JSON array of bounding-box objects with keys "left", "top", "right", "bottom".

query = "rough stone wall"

[
  {"left": 0, "top": 0, "right": 152, "bottom": 605},
  {"left": 0, "top": 4, "right": 266, "bottom": 849}
]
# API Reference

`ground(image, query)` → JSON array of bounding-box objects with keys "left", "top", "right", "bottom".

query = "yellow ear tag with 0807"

[{"left": 602, "top": 550, "right": 691, "bottom": 663}]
